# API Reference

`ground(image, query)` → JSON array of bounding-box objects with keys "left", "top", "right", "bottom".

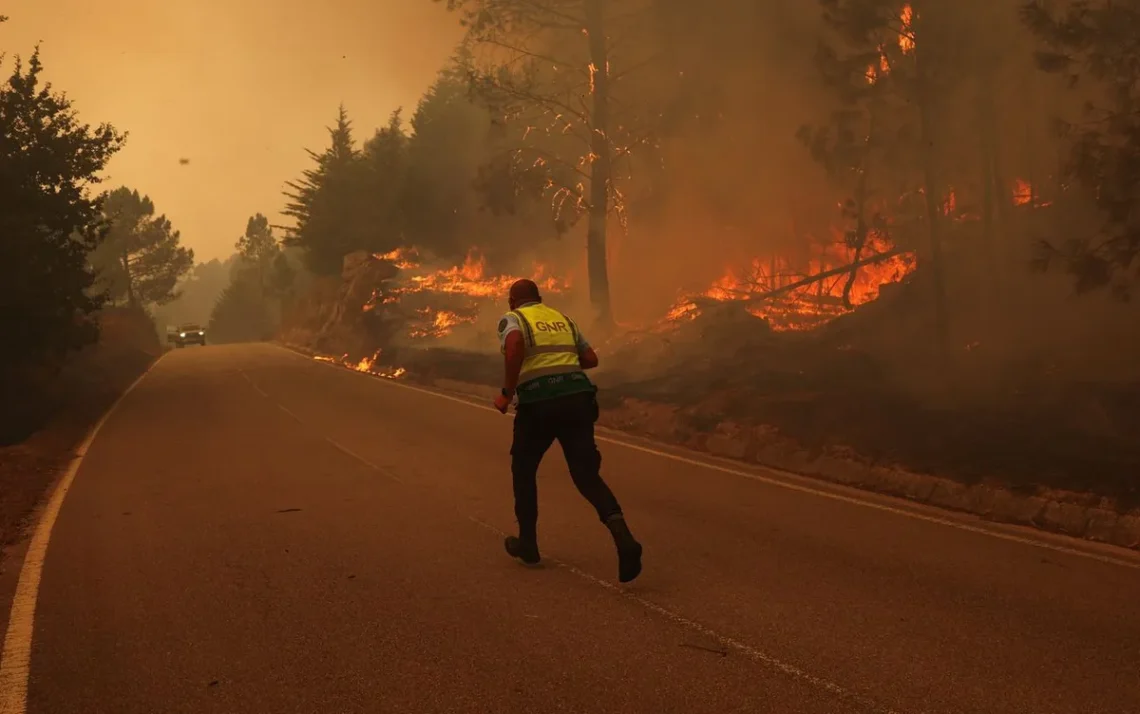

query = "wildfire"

[
  {"left": 374, "top": 246, "right": 419, "bottom": 270},
  {"left": 665, "top": 231, "right": 915, "bottom": 332},
  {"left": 406, "top": 250, "right": 565, "bottom": 298},
  {"left": 1013, "top": 178, "right": 1033, "bottom": 206},
  {"left": 367, "top": 247, "right": 571, "bottom": 339},
  {"left": 867, "top": 45, "right": 891, "bottom": 84},
  {"left": 408, "top": 308, "right": 477, "bottom": 339},
  {"left": 313, "top": 351, "right": 407, "bottom": 380},
  {"left": 899, "top": 4, "right": 915, "bottom": 54}
]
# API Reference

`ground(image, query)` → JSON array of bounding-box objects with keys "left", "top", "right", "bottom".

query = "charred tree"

[
  {"left": 584, "top": 0, "right": 614, "bottom": 324},
  {"left": 438, "top": 0, "right": 664, "bottom": 330},
  {"left": 910, "top": 24, "right": 949, "bottom": 336}
]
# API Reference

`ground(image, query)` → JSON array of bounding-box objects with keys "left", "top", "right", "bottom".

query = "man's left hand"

[{"left": 494, "top": 393, "right": 512, "bottom": 414}]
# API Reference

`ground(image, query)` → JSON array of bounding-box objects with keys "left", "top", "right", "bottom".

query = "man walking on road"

[{"left": 493, "top": 279, "right": 643, "bottom": 583}]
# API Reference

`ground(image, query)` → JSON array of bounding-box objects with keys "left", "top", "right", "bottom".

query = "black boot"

[
  {"left": 606, "top": 516, "right": 643, "bottom": 583},
  {"left": 504, "top": 536, "right": 541, "bottom": 565}
]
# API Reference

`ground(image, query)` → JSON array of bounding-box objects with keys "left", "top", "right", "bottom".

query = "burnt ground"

[
  {"left": 597, "top": 289, "right": 1140, "bottom": 508},
  {"left": 601, "top": 351, "right": 1140, "bottom": 507},
  {"left": 363, "top": 292, "right": 1140, "bottom": 509},
  {"left": 0, "top": 309, "right": 161, "bottom": 555}
]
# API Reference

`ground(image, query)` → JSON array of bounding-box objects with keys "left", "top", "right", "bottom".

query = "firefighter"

[{"left": 493, "top": 278, "right": 643, "bottom": 583}]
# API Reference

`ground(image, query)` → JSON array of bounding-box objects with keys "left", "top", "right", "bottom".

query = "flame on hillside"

[
  {"left": 368, "top": 248, "right": 570, "bottom": 339},
  {"left": 313, "top": 350, "right": 407, "bottom": 379},
  {"left": 666, "top": 231, "right": 916, "bottom": 332},
  {"left": 865, "top": 5, "right": 915, "bottom": 83},
  {"left": 899, "top": 4, "right": 915, "bottom": 54},
  {"left": 408, "top": 308, "right": 475, "bottom": 339},
  {"left": 374, "top": 247, "right": 420, "bottom": 270},
  {"left": 403, "top": 249, "right": 566, "bottom": 298}
]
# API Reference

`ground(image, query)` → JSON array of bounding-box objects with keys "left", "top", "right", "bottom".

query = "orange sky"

[{"left": 4, "top": 0, "right": 463, "bottom": 261}]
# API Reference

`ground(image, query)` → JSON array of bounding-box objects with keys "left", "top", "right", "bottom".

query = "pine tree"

[
  {"left": 804, "top": 0, "right": 981, "bottom": 334},
  {"left": 1021, "top": 0, "right": 1140, "bottom": 297},
  {"left": 282, "top": 105, "right": 364, "bottom": 275},
  {"left": 403, "top": 55, "right": 494, "bottom": 259},
  {"left": 92, "top": 187, "right": 194, "bottom": 306},
  {"left": 236, "top": 213, "right": 280, "bottom": 294},
  {"left": 0, "top": 44, "right": 125, "bottom": 373}
]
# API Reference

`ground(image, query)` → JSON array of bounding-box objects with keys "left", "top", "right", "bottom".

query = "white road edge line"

[
  {"left": 0, "top": 352, "right": 166, "bottom": 714},
  {"left": 465, "top": 517, "right": 906, "bottom": 714},
  {"left": 290, "top": 346, "right": 1140, "bottom": 571}
]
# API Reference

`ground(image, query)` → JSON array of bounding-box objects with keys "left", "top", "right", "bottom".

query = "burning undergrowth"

[
  {"left": 313, "top": 351, "right": 407, "bottom": 380},
  {"left": 660, "top": 231, "right": 915, "bottom": 333},
  {"left": 286, "top": 245, "right": 573, "bottom": 378},
  {"left": 365, "top": 247, "right": 570, "bottom": 343}
]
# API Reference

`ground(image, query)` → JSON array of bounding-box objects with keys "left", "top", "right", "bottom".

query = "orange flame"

[
  {"left": 314, "top": 351, "right": 407, "bottom": 380},
  {"left": 408, "top": 308, "right": 477, "bottom": 339},
  {"left": 899, "top": 4, "right": 915, "bottom": 54},
  {"left": 405, "top": 250, "right": 566, "bottom": 299},
  {"left": 867, "top": 45, "right": 891, "bottom": 84},
  {"left": 1013, "top": 178, "right": 1033, "bottom": 206},
  {"left": 666, "top": 231, "right": 915, "bottom": 332},
  {"left": 364, "top": 247, "right": 571, "bottom": 340},
  {"left": 353, "top": 352, "right": 377, "bottom": 372}
]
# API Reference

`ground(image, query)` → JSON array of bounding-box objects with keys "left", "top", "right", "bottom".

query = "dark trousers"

[{"left": 511, "top": 391, "right": 623, "bottom": 541}]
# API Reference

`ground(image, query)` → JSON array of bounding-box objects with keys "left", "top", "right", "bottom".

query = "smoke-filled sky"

[{"left": 4, "top": 0, "right": 462, "bottom": 262}]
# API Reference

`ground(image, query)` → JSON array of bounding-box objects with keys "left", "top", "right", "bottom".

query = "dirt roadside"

[{"left": 1, "top": 311, "right": 164, "bottom": 571}]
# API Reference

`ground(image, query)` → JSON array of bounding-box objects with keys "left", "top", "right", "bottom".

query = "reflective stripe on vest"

[{"left": 512, "top": 303, "right": 582, "bottom": 384}]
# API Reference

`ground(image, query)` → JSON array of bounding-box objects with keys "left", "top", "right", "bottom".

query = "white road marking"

[
  {"left": 239, "top": 361, "right": 402, "bottom": 483},
  {"left": 0, "top": 353, "right": 165, "bottom": 714},
  {"left": 466, "top": 516, "right": 907, "bottom": 714},
  {"left": 240, "top": 370, "right": 269, "bottom": 397},
  {"left": 288, "top": 344, "right": 1140, "bottom": 571},
  {"left": 323, "top": 438, "right": 403, "bottom": 484},
  {"left": 277, "top": 404, "right": 303, "bottom": 423}
]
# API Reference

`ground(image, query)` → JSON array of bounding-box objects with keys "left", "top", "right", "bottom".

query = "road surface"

[{"left": 4, "top": 343, "right": 1140, "bottom": 713}]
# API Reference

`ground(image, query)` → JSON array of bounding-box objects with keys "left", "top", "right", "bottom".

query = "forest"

[{"left": 4, "top": 1, "right": 1140, "bottom": 503}]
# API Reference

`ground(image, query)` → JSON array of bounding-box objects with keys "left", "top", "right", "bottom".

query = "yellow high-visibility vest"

[{"left": 511, "top": 303, "right": 583, "bottom": 385}]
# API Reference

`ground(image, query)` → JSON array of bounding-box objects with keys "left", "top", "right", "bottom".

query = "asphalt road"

[{"left": 10, "top": 343, "right": 1140, "bottom": 713}]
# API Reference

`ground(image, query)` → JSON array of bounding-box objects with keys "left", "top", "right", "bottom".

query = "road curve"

[{"left": 10, "top": 343, "right": 1140, "bottom": 713}]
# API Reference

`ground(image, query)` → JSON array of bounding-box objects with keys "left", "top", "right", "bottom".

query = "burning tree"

[
  {"left": 802, "top": 1, "right": 960, "bottom": 333},
  {"left": 436, "top": 0, "right": 666, "bottom": 328}
]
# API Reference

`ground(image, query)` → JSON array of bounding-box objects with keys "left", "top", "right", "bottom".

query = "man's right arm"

[
  {"left": 569, "top": 318, "right": 599, "bottom": 370},
  {"left": 579, "top": 347, "right": 599, "bottom": 370}
]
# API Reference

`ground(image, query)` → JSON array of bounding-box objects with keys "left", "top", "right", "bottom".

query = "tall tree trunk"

[
  {"left": 842, "top": 107, "right": 877, "bottom": 309},
  {"left": 914, "top": 45, "right": 949, "bottom": 341},
  {"left": 842, "top": 167, "right": 869, "bottom": 309},
  {"left": 979, "top": 73, "right": 998, "bottom": 253},
  {"left": 585, "top": 0, "right": 614, "bottom": 329},
  {"left": 120, "top": 251, "right": 137, "bottom": 307}
]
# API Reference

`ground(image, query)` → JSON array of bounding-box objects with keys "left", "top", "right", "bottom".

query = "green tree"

[
  {"left": 207, "top": 277, "right": 275, "bottom": 344},
  {"left": 153, "top": 256, "right": 238, "bottom": 328},
  {"left": 403, "top": 58, "right": 493, "bottom": 259},
  {"left": 0, "top": 43, "right": 125, "bottom": 373},
  {"left": 1021, "top": 0, "right": 1140, "bottom": 297},
  {"left": 356, "top": 109, "right": 409, "bottom": 255},
  {"left": 236, "top": 213, "right": 280, "bottom": 293},
  {"left": 93, "top": 187, "right": 194, "bottom": 306},
  {"left": 283, "top": 105, "right": 364, "bottom": 275}
]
